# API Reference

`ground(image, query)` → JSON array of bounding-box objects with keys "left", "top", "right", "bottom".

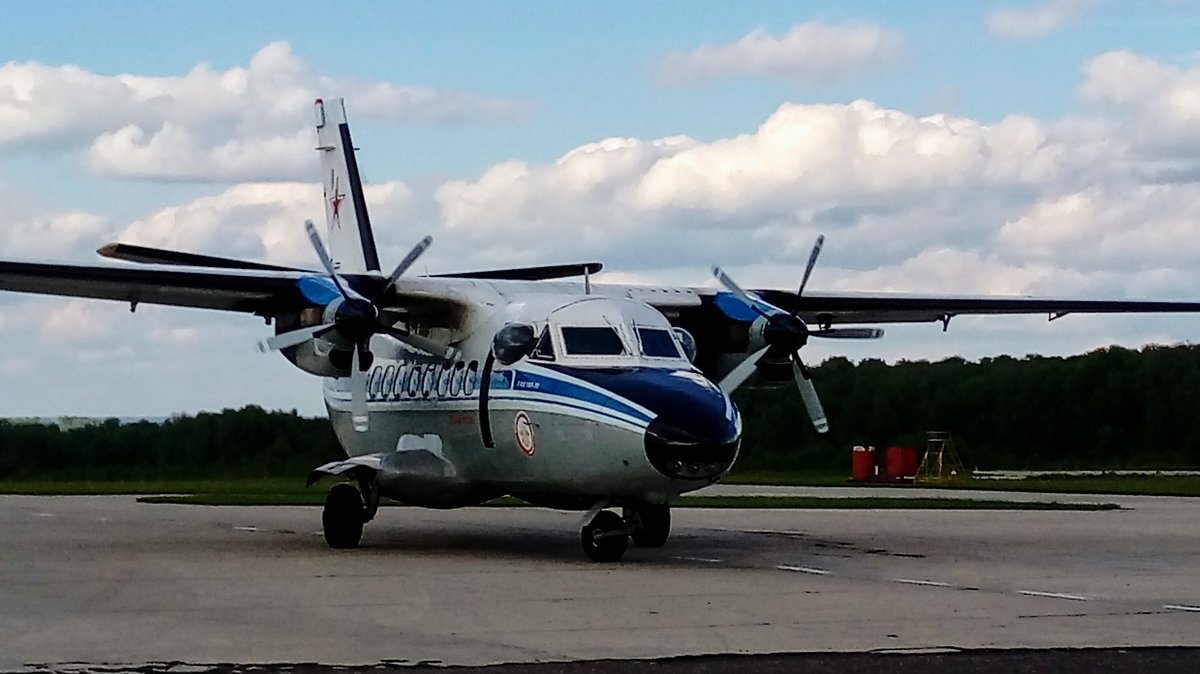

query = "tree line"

[
  {"left": 737, "top": 343, "right": 1200, "bottom": 473},
  {"left": 2, "top": 343, "right": 1198, "bottom": 480}
]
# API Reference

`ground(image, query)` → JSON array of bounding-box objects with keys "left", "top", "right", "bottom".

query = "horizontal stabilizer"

[
  {"left": 98, "top": 243, "right": 311, "bottom": 273},
  {"left": 435, "top": 262, "right": 602, "bottom": 281}
]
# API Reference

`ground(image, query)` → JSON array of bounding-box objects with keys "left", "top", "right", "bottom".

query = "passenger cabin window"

[
  {"left": 637, "top": 327, "right": 680, "bottom": 359},
  {"left": 531, "top": 326, "right": 555, "bottom": 360},
  {"left": 560, "top": 326, "right": 626, "bottom": 356}
]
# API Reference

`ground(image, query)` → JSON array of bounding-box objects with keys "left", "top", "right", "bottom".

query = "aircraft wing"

[
  {"left": 0, "top": 259, "right": 311, "bottom": 314},
  {"left": 708, "top": 288, "right": 1200, "bottom": 326},
  {"left": 0, "top": 259, "right": 476, "bottom": 325}
]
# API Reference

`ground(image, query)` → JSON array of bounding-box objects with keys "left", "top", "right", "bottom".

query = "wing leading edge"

[
  {"left": 0, "top": 259, "right": 308, "bottom": 314},
  {"left": 747, "top": 289, "right": 1200, "bottom": 326},
  {"left": 0, "top": 259, "right": 477, "bottom": 326}
]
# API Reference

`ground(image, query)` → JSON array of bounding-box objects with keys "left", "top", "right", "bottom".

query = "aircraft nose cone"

[
  {"left": 625, "top": 370, "right": 740, "bottom": 480},
  {"left": 643, "top": 415, "right": 741, "bottom": 480}
]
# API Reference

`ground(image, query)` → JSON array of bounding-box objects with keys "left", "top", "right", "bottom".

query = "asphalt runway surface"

[{"left": 2, "top": 490, "right": 1198, "bottom": 672}]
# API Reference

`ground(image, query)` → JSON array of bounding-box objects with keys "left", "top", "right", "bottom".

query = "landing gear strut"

[
  {"left": 322, "top": 483, "right": 366, "bottom": 549},
  {"left": 580, "top": 510, "right": 628, "bottom": 562},
  {"left": 625, "top": 503, "right": 671, "bottom": 548}
]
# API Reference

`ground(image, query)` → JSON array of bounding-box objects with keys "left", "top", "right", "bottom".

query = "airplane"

[{"left": 4, "top": 97, "right": 1200, "bottom": 561}]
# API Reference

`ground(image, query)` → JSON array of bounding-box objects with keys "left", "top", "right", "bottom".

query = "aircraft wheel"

[
  {"left": 626, "top": 503, "right": 671, "bottom": 548},
  {"left": 580, "top": 510, "right": 628, "bottom": 562},
  {"left": 323, "top": 483, "right": 365, "bottom": 549}
]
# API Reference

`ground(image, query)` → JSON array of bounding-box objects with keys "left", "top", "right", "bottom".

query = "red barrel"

[
  {"left": 886, "top": 446, "right": 919, "bottom": 480},
  {"left": 852, "top": 445, "right": 876, "bottom": 482}
]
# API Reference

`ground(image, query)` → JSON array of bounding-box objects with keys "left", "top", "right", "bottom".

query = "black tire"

[
  {"left": 626, "top": 503, "right": 671, "bottom": 548},
  {"left": 323, "top": 483, "right": 365, "bottom": 549},
  {"left": 580, "top": 510, "right": 628, "bottom": 562}
]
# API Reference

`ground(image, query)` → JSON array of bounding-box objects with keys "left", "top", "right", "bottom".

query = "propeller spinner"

[
  {"left": 259, "top": 220, "right": 457, "bottom": 432},
  {"left": 712, "top": 234, "right": 883, "bottom": 434}
]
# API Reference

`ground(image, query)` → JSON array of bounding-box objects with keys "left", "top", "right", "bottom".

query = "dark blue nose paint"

[{"left": 543, "top": 365, "right": 741, "bottom": 480}]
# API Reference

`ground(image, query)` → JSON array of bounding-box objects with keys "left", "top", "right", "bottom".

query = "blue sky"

[{"left": 4, "top": 1, "right": 1200, "bottom": 415}]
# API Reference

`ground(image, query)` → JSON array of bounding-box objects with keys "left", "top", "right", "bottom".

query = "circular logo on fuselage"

[{"left": 514, "top": 411, "right": 536, "bottom": 456}]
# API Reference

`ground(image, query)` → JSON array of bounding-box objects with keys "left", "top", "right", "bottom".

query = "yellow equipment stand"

[{"left": 916, "top": 431, "right": 969, "bottom": 483}]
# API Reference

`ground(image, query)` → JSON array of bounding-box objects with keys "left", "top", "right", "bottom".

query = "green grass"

[
  {"left": 723, "top": 471, "right": 1200, "bottom": 497},
  {"left": 0, "top": 478, "right": 309, "bottom": 496},
  {"left": 4, "top": 472, "right": 1195, "bottom": 500},
  {"left": 135, "top": 492, "right": 1118, "bottom": 511}
]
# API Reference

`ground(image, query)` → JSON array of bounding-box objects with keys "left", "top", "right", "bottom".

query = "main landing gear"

[
  {"left": 625, "top": 503, "right": 671, "bottom": 548},
  {"left": 322, "top": 480, "right": 380, "bottom": 549},
  {"left": 580, "top": 504, "right": 672, "bottom": 562}
]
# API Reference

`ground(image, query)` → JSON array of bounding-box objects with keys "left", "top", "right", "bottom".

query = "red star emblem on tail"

[{"left": 329, "top": 171, "right": 346, "bottom": 229}]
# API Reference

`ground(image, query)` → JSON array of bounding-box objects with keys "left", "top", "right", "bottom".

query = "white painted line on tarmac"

[
  {"left": 1164, "top": 604, "right": 1200, "bottom": 613},
  {"left": 1019, "top": 590, "right": 1088, "bottom": 601},
  {"left": 778, "top": 565, "right": 830, "bottom": 575},
  {"left": 233, "top": 526, "right": 258, "bottom": 532},
  {"left": 674, "top": 556, "right": 723, "bottom": 563},
  {"left": 894, "top": 578, "right": 951, "bottom": 587}
]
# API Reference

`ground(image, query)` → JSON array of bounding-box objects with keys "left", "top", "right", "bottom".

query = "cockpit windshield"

[
  {"left": 636, "top": 327, "right": 681, "bottom": 358},
  {"left": 560, "top": 326, "right": 627, "bottom": 356}
]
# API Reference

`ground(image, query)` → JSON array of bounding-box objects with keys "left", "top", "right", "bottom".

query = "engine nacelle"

[
  {"left": 291, "top": 338, "right": 353, "bottom": 377},
  {"left": 274, "top": 307, "right": 353, "bottom": 377},
  {"left": 747, "top": 315, "right": 769, "bottom": 353},
  {"left": 746, "top": 315, "right": 792, "bottom": 385}
]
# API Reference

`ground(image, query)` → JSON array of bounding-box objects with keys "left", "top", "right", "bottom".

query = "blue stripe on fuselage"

[
  {"left": 490, "top": 393, "right": 648, "bottom": 430},
  {"left": 510, "top": 369, "right": 654, "bottom": 424}
]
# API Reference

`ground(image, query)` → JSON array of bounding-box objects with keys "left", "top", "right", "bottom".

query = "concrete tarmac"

[{"left": 1, "top": 492, "right": 1198, "bottom": 671}]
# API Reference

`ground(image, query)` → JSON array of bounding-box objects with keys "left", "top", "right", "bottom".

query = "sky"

[{"left": 4, "top": 0, "right": 1200, "bottom": 416}]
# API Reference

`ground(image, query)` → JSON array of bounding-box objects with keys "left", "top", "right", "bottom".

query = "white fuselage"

[{"left": 321, "top": 292, "right": 742, "bottom": 509}]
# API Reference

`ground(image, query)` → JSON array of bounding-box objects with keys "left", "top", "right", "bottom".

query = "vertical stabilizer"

[{"left": 314, "top": 98, "right": 381, "bottom": 274}]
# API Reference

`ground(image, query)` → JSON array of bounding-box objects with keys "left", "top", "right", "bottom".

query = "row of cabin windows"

[{"left": 365, "top": 360, "right": 481, "bottom": 400}]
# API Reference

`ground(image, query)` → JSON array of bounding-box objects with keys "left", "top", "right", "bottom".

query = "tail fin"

[{"left": 313, "top": 98, "right": 381, "bottom": 274}]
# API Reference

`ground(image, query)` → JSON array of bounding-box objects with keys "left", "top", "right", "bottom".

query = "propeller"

[
  {"left": 259, "top": 220, "right": 457, "bottom": 432},
  {"left": 713, "top": 234, "right": 882, "bottom": 434}
]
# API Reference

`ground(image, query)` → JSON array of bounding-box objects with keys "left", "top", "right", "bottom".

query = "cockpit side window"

[
  {"left": 531, "top": 326, "right": 556, "bottom": 360},
  {"left": 560, "top": 326, "right": 626, "bottom": 356},
  {"left": 636, "top": 327, "right": 681, "bottom": 359}
]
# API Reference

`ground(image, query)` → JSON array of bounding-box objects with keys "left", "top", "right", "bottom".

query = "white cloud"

[
  {"left": 997, "top": 185, "right": 1200, "bottom": 275},
  {"left": 658, "top": 21, "right": 905, "bottom": 84},
  {"left": 113, "top": 180, "right": 419, "bottom": 270},
  {"left": 1079, "top": 50, "right": 1200, "bottom": 150},
  {"left": 987, "top": 0, "right": 1095, "bottom": 40},
  {"left": 3, "top": 210, "right": 110, "bottom": 258},
  {"left": 0, "top": 41, "right": 530, "bottom": 182},
  {"left": 40, "top": 299, "right": 121, "bottom": 343},
  {"left": 433, "top": 100, "right": 1081, "bottom": 276}
]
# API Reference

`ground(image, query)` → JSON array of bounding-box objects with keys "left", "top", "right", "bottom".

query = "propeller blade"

[
  {"left": 378, "top": 324, "right": 460, "bottom": 362},
  {"left": 718, "top": 346, "right": 770, "bottom": 394},
  {"left": 809, "top": 327, "right": 885, "bottom": 340},
  {"left": 793, "top": 357, "right": 829, "bottom": 434},
  {"left": 712, "top": 266, "right": 778, "bottom": 317},
  {"left": 258, "top": 323, "right": 337, "bottom": 353},
  {"left": 793, "top": 234, "right": 825, "bottom": 314},
  {"left": 350, "top": 345, "right": 369, "bottom": 432},
  {"left": 383, "top": 235, "right": 433, "bottom": 290},
  {"left": 304, "top": 220, "right": 353, "bottom": 301}
]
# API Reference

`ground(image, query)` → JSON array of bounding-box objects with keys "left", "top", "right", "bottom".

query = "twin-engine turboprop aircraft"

[{"left": 4, "top": 98, "right": 1200, "bottom": 561}]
